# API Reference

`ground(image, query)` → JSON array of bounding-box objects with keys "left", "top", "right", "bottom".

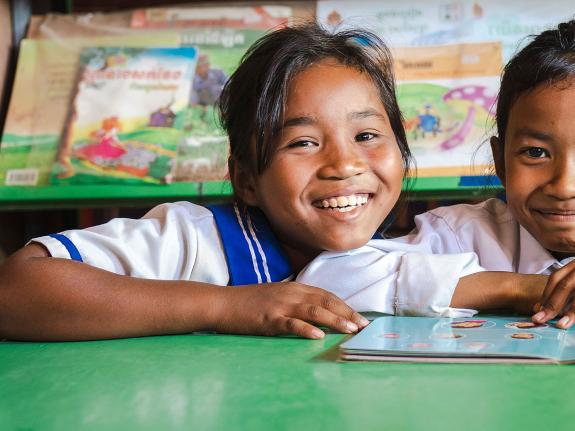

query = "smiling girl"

[{"left": 0, "top": 23, "right": 414, "bottom": 341}]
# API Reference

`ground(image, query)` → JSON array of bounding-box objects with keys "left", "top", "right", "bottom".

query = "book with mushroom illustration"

[
  {"left": 51, "top": 46, "right": 197, "bottom": 185},
  {"left": 317, "top": 0, "right": 575, "bottom": 178},
  {"left": 340, "top": 316, "right": 575, "bottom": 364},
  {"left": 394, "top": 42, "right": 502, "bottom": 178}
]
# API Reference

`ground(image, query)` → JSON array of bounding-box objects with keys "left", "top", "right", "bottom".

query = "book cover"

[
  {"left": 131, "top": 5, "right": 293, "bottom": 29},
  {"left": 340, "top": 316, "right": 575, "bottom": 364},
  {"left": 173, "top": 27, "right": 274, "bottom": 182},
  {"left": 0, "top": 34, "right": 181, "bottom": 186},
  {"left": 52, "top": 46, "right": 197, "bottom": 185},
  {"left": 317, "top": 0, "right": 575, "bottom": 178}
]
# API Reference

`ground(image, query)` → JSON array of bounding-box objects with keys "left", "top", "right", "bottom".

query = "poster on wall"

[{"left": 317, "top": 0, "right": 574, "bottom": 177}]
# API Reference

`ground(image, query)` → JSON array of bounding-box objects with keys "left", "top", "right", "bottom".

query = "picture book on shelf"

[
  {"left": 0, "top": 34, "right": 181, "bottom": 186},
  {"left": 174, "top": 27, "right": 275, "bottom": 182},
  {"left": 130, "top": 5, "right": 293, "bottom": 29},
  {"left": 52, "top": 46, "right": 197, "bottom": 185},
  {"left": 340, "top": 316, "right": 575, "bottom": 364},
  {"left": 317, "top": 0, "right": 575, "bottom": 178}
]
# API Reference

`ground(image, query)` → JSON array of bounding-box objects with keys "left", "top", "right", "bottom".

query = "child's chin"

[{"left": 327, "top": 239, "right": 369, "bottom": 252}]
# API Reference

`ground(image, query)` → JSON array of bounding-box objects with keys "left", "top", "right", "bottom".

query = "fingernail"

[
  {"left": 346, "top": 321, "right": 359, "bottom": 333},
  {"left": 358, "top": 316, "right": 370, "bottom": 326},
  {"left": 558, "top": 316, "right": 570, "bottom": 328},
  {"left": 311, "top": 329, "right": 325, "bottom": 339},
  {"left": 533, "top": 311, "right": 546, "bottom": 321}
]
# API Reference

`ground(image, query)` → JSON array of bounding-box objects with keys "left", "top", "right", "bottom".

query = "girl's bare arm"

[{"left": 0, "top": 244, "right": 367, "bottom": 341}]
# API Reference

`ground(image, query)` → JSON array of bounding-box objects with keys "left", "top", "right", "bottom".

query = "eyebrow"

[
  {"left": 281, "top": 116, "right": 315, "bottom": 129},
  {"left": 512, "top": 127, "right": 553, "bottom": 143},
  {"left": 347, "top": 109, "right": 387, "bottom": 121},
  {"left": 279, "top": 109, "right": 387, "bottom": 131}
]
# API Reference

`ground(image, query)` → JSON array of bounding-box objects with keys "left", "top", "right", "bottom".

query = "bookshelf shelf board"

[{"left": 0, "top": 177, "right": 501, "bottom": 210}]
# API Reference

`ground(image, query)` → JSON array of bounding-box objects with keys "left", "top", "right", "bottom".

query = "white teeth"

[
  {"left": 336, "top": 196, "right": 348, "bottom": 207},
  {"left": 317, "top": 194, "right": 369, "bottom": 210},
  {"left": 334, "top": 206, "right": 354, "bottom": 212}
]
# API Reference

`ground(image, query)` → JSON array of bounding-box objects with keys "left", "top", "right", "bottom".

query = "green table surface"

[
  {"left": 0, "top": 177, "right": 500, "bottom": 210},
  {"left": 1, "top": 332, "right": 573, "bottom": 431}
]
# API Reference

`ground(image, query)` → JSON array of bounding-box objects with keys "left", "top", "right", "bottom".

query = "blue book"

[{"left": 340, "top": 316, "right": 575, "bottom": 364}]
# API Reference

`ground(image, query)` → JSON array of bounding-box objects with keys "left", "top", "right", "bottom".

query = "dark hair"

[
  {"left": 495, "top": 19, "right": 575, "bottom": 151},
  {"left": 218, "top": 22, "right": 411, "bottom": 182}
]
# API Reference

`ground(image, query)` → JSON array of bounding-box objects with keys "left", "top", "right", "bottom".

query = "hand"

[
  {"left": 511, "top": 274, "right": 548, "bottom": 315},
  {"left": 213, "top": 282, "right": 369, "bottom": 339},
  {"left": 532, "top": 261, "right": 575, "bottom": 329}
]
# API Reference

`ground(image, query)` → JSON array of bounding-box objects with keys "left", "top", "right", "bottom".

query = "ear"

[
  {"left": 490, "top": 136, "right": 506, "bottom": 185},
  {"left": 228, "top": 157, "right": 259, "bottom": 206}
]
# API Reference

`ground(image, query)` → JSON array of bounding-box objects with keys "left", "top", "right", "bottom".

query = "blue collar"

[{"left": 206, "top": 203, "right": 293, "bottom": 286}]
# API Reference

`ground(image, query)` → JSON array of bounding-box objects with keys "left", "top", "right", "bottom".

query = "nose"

[
  {"left": 316, "top": 138, "right": 368, "bottom": 180},
  {"left": 542, "top": 157, "right": 575, "bottom": 200}
]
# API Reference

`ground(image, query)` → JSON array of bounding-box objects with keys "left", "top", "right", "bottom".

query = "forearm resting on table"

[
  {"left": 0, "top": 244, "right": 223, "bottom": 341},
  {"left": 450, "top": 271, "right": 547, "bottom": 313}
]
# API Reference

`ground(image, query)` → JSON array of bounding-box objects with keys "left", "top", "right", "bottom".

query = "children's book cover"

[
  {"left": 394, "top": 42, "right": 501, "bottom": 177},
  {"left": 341, "top": 316, "right": 575, "bottom": 364},
  {"left": 52, "top": 46, "right": 197, "bottom": 184},
  {"left": 173, "top": 27, "right": 286, "bottom": 182},
  {"left": 317, "top": 0, "right": 574, "bottom": 178},
  {"left": 0, "top": 34, "right": 181, "bottom": 186}
]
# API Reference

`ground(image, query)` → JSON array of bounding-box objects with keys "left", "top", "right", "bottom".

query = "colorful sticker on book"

[
  {"left": 432, "top": 333, "right": 464, "bottom": 339},
  {"left": 376, "top": 332, "right": 403, "bottom": 339},
  {"left": 450, "top": 319, "right": 491, "bottom": 329},
  {"left": 505, "top": 322, "right": 548, "bottom": 329},
  {"left": 509, "top": 332, "right": 540, "bottom": 340}
]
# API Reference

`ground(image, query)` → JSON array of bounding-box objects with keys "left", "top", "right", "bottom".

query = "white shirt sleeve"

[
  {"left": 30, "top": 202, "right": 229, "bottom": 284},
  {"left": 297, "top": 241, "right": 484, "bottom": 317}
]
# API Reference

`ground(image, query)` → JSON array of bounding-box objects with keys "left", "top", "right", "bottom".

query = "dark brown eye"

[
  {"left": 287, "top": 140, "right": 316, "bottom": 148},
  {"left": 355, "top": 132, "right": 376, "bottom": 142},
  {"left": 524, "top": 147, "right": 548, "bottom": 158}
]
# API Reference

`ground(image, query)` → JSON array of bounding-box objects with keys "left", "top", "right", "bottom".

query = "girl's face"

[
  {"left": 493, "top": 79, "right": 575, "bottom": 256},
  {"left": 241, "top": 59, "right": 403, "bottom": 264}
]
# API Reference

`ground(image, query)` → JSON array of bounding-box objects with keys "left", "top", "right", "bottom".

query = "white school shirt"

[
  {"left": 31, "top": 201, "right": 477, "bottom": 317},
  {"left": 32, "top": 202, "right": 230, "bottom": 284},
  {"left": 395, "top": 197, "right": 568, "bottom": 274},
  {"left": 299, "top": 198, "right": 570, "bottom": 317}
]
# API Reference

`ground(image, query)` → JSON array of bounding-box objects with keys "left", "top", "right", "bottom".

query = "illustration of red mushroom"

[{"left": 440, "top": 85, "right": 496, "bottom": 150}]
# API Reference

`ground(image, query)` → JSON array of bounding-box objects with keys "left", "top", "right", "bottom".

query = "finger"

[
  {"left": 280, "top": 317, "right": 325, "bottom": 339},
  {"left": 533, "top": 267, "right": 572, "bottom": 322},
  {"left": 539, "top": 265, "right": 571, "bottom": 305},
  {"left": 538, "top": 271, "right": 575, "bottom": 322},
  {"left": 295, "top": 303, "right": 359, "bottom": 334},
  {"left": 310, "top": 291, "right": 369, "bottom": 328},
  {"left": 556, "top": 309, "right": 575, "bottom": 330}
]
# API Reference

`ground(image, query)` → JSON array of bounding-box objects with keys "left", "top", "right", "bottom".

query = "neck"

[{"left": 280, "top": 242, "right": 320, "bottom": 274}]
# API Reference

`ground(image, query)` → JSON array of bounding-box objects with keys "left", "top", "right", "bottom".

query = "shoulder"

[
  {"left": 421, "top": 198, "right": 513, "bottom": 231},
  {"left": 143, "top": 201, "right": 215, "bottom": 222},
  {"left": 77, "top": 202, "right": 218, "bottom": 247}
]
